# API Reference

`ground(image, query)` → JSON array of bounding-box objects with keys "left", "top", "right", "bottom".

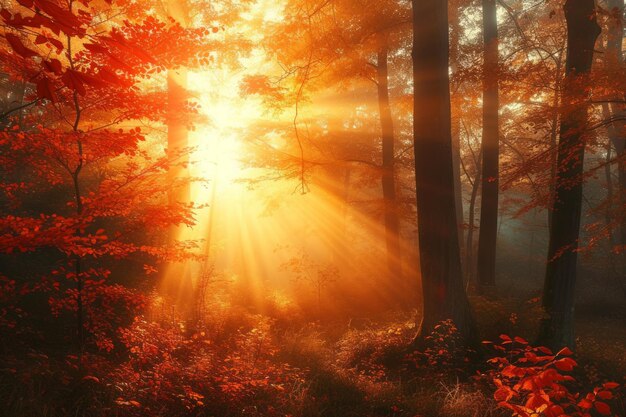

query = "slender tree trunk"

[
  {"left": 605, "top": 0, "right": 625, "bottom": 246},
  {"left": 602, "top": 104, "right": 616, "bottom": 246},
  {"left": 538, "top": 0, "right": 600, "bottom": 350},
  {"left": 412, "top": 0, "right": 474, "bottom": 342},
  {"left": 476, "top": 0, "right": 499, "bottom": 292},
  {"left": 548, "top": 56, "right": 562, "bottom": 231},
  {"left": 376, "top": 33, "right": 402, "bottom": 284},
  {"left": 450, "top": 3, "right": 465, "bottom": 261},
  {"left": 465, "top": 150, "right": 482, "bottom": 288}
]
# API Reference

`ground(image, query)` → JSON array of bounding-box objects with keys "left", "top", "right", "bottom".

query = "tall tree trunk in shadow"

[
  {"left": 538, "top": 0, "right": 600, "bottom": 350},
  {"left": 376, "top": 33, "right": 402, "bottom": 287},
  {"left": 450, "top": 2, "right": 465, "bottom": 263},
  {"left": 605, "top": 0, "right": 625, "bottom": 246},
  {"left": 465, "top": 148, "right": 482, "bottom": 288},
  {"left": 548, "top": 55, "right": 563, "bottom": 232},
  {"left": 412, "top": 0, "right": 474, "bottom": 343},
  {"left": 476, "top": 0, "right": 499, "bottom": 293}
]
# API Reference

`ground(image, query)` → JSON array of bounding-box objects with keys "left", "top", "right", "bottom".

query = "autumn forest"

[{"left": 0, "top": 0, "right": 624, "bottom": 416}]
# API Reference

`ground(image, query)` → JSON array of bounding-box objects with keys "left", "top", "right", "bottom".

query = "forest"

[{"left": 0, "top": 0, "right": 624, "bottom": 416}]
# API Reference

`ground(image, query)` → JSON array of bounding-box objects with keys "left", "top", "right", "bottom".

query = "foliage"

[{"left": 485, "top": 336, "right": 621, "bottom": 417}]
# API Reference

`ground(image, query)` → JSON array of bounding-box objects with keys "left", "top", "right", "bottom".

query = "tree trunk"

[
  {"left": 376, "top": 34, "right": 402, "bottom": 285},
  {"left": 476, "top": 0, "right": 499, "bottom": 292},
  {"left": 602, "top": 103, "right": 616, "bottom": 247},
  {"left": 538, "top": 0, "right": 600, "bottom": 350},
  {"left": 548, "top": 56, "right": 562, "bottom": 231},
  {"left": 605, "top": 0, "right": 625, "bottom": 246},
  {"left": 450, "top": 2, "right": 465, "bottom": 262},
  {"left": 412, "top": 0, "right": 474, "bottom": 342},
  {"left": 465, "top": 149, "right": 482, "bottom": 288}
]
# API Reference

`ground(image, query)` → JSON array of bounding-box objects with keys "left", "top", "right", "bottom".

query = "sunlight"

[{"left": 3, "top": 0, "right": 624, "bottom": 415}]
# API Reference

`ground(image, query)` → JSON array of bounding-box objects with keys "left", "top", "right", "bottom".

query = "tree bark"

[
  {"left": 548, "top": 56, "right": 563, "bottom": 232},
  {"left": 412, "top": 0, "right": 474, "bottom": 342},
  {"left": 450, "top": 2, "right": 465, "bottom": 262},
  {"left": 538, "top": 0, "right": 600, "bottom": 350},
  {"left": 465, "top": 148, "right": 482, "bottom": 288},
  {"left": 604, "top": 0, "right": 625, "bottom": 246},
  {"left": 476, "top": 0, "right": 499, "bottom": 292},
  {"left": 376, "top": 33, "right": 402, "bottom": 284}
]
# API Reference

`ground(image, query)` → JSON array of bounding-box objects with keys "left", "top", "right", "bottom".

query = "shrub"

[{"left": 484, "top": 335, "right": 621, "bottom": 417}]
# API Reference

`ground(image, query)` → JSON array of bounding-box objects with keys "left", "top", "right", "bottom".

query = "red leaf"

[
  {"left": 596, "top": 390, "right": 612, "bottom": 400},
  {"left": 84, "top": 42, "right": 108, "bottom": 54},
  {"left": 536, "top": 346, "right": 553, "bottom": 355},
  {"left": 594, "top": 401, "right": 611, "bottom": 416},
  {"left": 556, "top": 347, "right": 573, "bottom": 356},
  {"left": 545, "top": 405, "right": 564, "bottom": 417},
  {"left": 44, "top": 59, "right": 63, "bottom": 75},
  {"left": 602, "top": 382, "right": 619, "bottom": 389},
  {"left": 33, "top": 0, "right": 83, "bottom": 35},
  {"left": 5, "top": 33, "right": 38, "bottom": 58},
  {"left": 553, "top": 357, "right": 576, "bottom": 372},
  {"left": 36, "top": 77, "right": 57, "bottom": 102},
  {"left": 61, "top": 70, "right": 86, "bottom": 96},
  {"left": 494, "top": 386, "right": 513, "bottom": 402}
]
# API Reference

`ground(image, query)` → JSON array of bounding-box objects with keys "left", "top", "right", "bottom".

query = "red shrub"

[{"left": 484, "top": 335, "right": 620, "bottom": 417}]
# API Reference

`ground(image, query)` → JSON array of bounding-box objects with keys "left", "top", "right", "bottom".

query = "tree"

[
  {"left": 538, "top": 0, "right": 601, "bottom": 350},
  {"left": 376, "top": 31, "right": 402, "bottom": 284},
  {"left": 0, "top": 0, "right": 211, "bottom": 362},
  {"left": 242, "top": 0, "right": 412, "bottom": 295},
  {"left": 602, "top": 0, "right": 625, "bottom": 247},
  {"left": 476, "top": 0, "right": 500, "bottom": 292},
  {"left": 411, "top": 0, "right": 474, "bottom": 341}
]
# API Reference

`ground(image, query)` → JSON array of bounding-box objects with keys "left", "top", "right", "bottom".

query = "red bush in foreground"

[{"left": 485, "top": 335, "right": 620, "bottom": 417}]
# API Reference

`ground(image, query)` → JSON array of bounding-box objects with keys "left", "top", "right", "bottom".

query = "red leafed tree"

[{"left": 0, "top": 0, "right": 212, "bottom": 362}]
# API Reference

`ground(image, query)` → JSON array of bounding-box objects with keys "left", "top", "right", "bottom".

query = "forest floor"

[
  {"left": 261, "top": 294, "right": 626, "bottom": 417},
  {"left": 1, "top": 292, "right": 624, "bottom": 417}
]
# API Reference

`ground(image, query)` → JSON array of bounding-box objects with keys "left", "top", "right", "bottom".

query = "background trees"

[
  {"left": 0, "top": 0, "right": 624, "bottom": 415},
  {"left": 538, "top": 0, "right": 601, "bottom": 350}
]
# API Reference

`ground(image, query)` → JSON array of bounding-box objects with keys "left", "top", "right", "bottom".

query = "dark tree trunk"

[
  {"left": 548, "top": 56, "right": 563, "bottom": 232},
  {"left": 538, "top": 0, "right": 600, "bottom": 350},
  {"left": 602, "top": 103, "right": 616, "bottom": 247},
  {"left": 450, "top": 3, "right": 465, "bottom": 261},
  {"left": 476, "top": 0, "right": 499, "bottom": 292},
  {"left": 376, "top": 34, "right": 402, "bottom": 284},
  {"left": 605, "top": 0, "right": 625, "bottom": 246},
  {"left": 412, "top": 0, "right": 474, "bottom": 342},
  {"left": 465, "top": 149, "right": 482, "bottom": 288}
]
